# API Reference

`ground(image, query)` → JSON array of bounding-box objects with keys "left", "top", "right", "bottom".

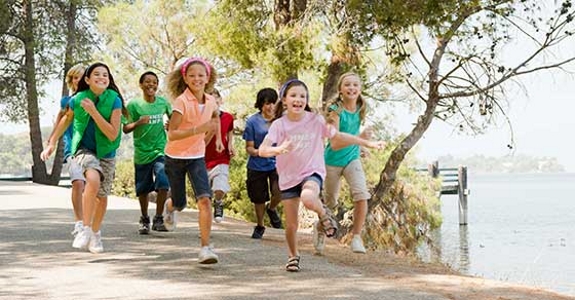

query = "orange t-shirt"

[{"left": 165, "top": 89, "right": 217, "bottom": 159}]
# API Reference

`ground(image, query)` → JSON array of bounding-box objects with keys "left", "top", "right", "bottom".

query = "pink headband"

[{"left": 180, "top": 57, "right": 211, "bottom": 78}]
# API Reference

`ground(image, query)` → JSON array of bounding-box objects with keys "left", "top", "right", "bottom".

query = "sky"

[{"left": 394, "top": 70, "right": 575, "bottom": 172}]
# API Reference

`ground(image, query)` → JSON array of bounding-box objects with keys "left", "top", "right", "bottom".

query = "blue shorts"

[
  {"left": 165, "top": 156, "right": 212, "bottom": 210},
  {"left": 280, "top": 173, "right": 323, "bottom": 200},
  {"left": 134, "top": 156, "right": 170, "bottom": 196}
]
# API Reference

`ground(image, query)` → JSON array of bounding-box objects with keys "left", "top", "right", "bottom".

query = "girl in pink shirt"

[
  {"left": 163, "top": 57, "right": 223, "bottom": 264},
  {"left": 259, "top": 79, "right": 384, "bottom": 272}
]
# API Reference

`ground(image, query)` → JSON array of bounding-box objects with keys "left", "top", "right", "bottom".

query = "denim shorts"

[
  {"left": 135, "top": 156, "right": 170, "bottom": 196},
  {"left": 246, "top": 168, "right": 280, "bottom": 204},
  {"left": 280, "top": 173, "right": 323, "bottom": 200},
  {"left": 165, "top": 156, "right": 212, "bottom": 210}
]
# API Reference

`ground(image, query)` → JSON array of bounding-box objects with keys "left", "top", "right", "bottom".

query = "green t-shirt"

[
  {"left": 324, "top": 104, "right": 361, "bottom": 167},
  {"left": 126, "top": 96, "right": 172, "bottom": 165}
]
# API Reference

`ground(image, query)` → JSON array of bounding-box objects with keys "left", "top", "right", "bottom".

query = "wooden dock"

[{"left": 423, "top": 161, "right": 470, "bottom": 225}]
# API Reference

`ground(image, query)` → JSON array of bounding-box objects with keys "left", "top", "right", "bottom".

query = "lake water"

[{"left": 424, "top": 173, "right": 575, "bottom": 296}]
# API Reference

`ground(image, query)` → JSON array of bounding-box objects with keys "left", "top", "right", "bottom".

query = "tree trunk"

[
  {"left": 48, "top": 1, "right": 79, "bottom": 184},
  {"left": 369, "top": 37, "right": 449, "bottom": 213},
  {"left": 321, "top": 55, "right": 345, "bottom": 109},
  {"left": 23, "top": 1, "right": 48, "bottom": 184}
]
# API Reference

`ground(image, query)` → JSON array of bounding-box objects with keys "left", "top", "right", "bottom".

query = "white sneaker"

[
  {"left": 351, "top": 235, "right": 366, "bottom": 254},
  {"left": 72, "top": 226, "right": 92, "bottom": 249},
  {"left": 198, "top": 246, "right": 219, "bottom": 264},
  {"left": 71, "top": 221, "right": 83, "bottom": 236},
  {"left": 163, "top": 200, "right": 177, "bottom": 231},
  {"left": 88, "top": 230, "right": 104, "bottom": 254},
  {"left": 312, "top": 221, "right": 325, "bottom": 255}
]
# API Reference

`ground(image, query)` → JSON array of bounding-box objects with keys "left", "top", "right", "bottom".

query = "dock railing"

[{"left": 420, "top": 161, "right": 470, "bottom": 225}]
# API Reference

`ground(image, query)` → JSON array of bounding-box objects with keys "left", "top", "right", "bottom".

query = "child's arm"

[
  {"left": 80, "top": 98, "right": 121, "bottom": 141},
  {"left": 123, "top": 115, "right": 149, "bottom": 134},
  {"left": 41, "top": 109, "right": 74, "bottom": 161},
  {"left": 167, "top": 112, "right": 216, "bottom": 141},
  {"left": 227, "top": 130, "right": 235, "bottom": 157},
  {"left": 212, "top": 111, "right": 224, "bottom": 153},
  {"left": 258, "top": 136, "right": 291, "bottom": 158},
  {"left": 329, "top": 130, "right": 385, "bottom": 151}
]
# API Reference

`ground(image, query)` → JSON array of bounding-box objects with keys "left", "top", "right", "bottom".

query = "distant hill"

[{"left": 432, "top": 154, "right": 565, "bottom": 174}]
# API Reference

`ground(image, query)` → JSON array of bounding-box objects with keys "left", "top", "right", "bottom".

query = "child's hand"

[
  {"left": 228, "top": 145, "right": 236, "bottom": 157},
  {"left": 278, "top": 138, "right": 292, "bottom": 154},
  {"left": 40, "top": 145, "right": 54, "bottom": 161},
  {"left": 216, "top": 139, "right": 225, "bottom": 153},
  {"left": 80, "top": 98, "right": 98, "bottom": 116},
  {"left": 138, "top": 115, "right": 150, "bottom": 125},
  {"left": 366, "top": 140, "right": 385, "bottom": 150}
]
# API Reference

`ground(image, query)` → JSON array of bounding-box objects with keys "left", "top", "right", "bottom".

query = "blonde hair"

[
  {"left": 65, "top": 64, "right": 85, "bottom": 92},
  {"left": 165, "top": 59, "right": 217, "bottom": 100},
  {"left": 326, "top": 72, "right": 367, "bottom": 122}
]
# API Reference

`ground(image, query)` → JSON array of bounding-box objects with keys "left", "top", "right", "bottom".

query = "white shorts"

[
  {"left": 65, "top": 157, "right": 85, "bottom": 183},
  {"left": 208, "top": 164, "right": 231, "bottom": 193}
]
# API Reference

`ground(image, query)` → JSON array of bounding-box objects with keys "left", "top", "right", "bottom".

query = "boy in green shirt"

[{"left": 123, "top": 71, "right": 172, "bottom": 234}]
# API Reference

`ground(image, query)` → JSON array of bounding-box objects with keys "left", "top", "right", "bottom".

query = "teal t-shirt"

[
  {"left": 324, "top": 104, "right": 361, "bottom": 167},
  {"left": 126, "top": 96, "right": 172, "bottom": 165}
]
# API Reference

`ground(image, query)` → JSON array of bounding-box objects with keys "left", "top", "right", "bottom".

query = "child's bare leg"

[
  {"left": 82, "top": 169, "right": 100, "bottom": 227},
  {"left": 352, "top": 199, "right": 367, "bottom": 235},
  {"left": 299, "top": 181, "right": 325, "bottom": 217},
  {"left": 197, "top": 197, "right": 212, "bottom": 246},
  {"left": 92, "top": 196, "right": 108, "bottom": 232},
  {"left": 283, "top": 198, "right": 300, "bottom": 257}
]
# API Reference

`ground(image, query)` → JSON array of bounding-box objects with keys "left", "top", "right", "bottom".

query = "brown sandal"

[{"left": 319, "top": 206, "right": 338, "bottom": 238}]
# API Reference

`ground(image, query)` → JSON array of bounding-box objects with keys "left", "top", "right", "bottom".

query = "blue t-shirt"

[
  {"left": 69, "top": 96, "right": 122, "bottom": 158},
  {"left": 59, "top": 96, "right": 74, "bottom": 160},
  {"left": 242, "top": 112, "right": 276, "bottom": 172}
]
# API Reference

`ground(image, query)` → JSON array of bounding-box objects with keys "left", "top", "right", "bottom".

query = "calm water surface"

[{"left": 424, "top": 173, "right": 575, "bottom": 296}]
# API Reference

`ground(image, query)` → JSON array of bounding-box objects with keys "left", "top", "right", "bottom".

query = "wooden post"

[
  {"left": 428, "top": 161, "right": 439, "bottom": 178},
  {"left": 458, "top": 165, "right": 468, "bottom": 225}
]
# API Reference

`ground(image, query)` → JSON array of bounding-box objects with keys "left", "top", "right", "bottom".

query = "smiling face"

[
  {"left": 183, "top": 63, "right": 208, "bottom": 94},
  {"left": 339, "top": 74, "right": 361, "bottom": 102},
  {"left": 85, "top": 66, "right": 110, "bottom": 95},
  {"left": 283, "top": 84, "right": 308, "bottom": 116},
  {"left": 140, "top": 74, "right": 158, "bottom": 99}
]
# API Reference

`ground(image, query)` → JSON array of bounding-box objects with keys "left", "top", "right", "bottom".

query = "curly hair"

[{"left": 165, "top": 58, "right": 217, "bottom": 100}]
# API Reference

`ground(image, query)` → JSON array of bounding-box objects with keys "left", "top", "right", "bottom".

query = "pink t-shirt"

[
  {"left": 165, "top": 89, "right": 218, "bottom": 159},
  {"left": 265, "top": 111, "right": 336, "bottom": 190}
]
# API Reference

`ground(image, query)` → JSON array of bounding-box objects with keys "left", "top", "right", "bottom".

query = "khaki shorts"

[
  {"left": 323, "top": 159, "right": 370, "bottom": 210},
  {"left": 74, "top": 150, "right": 116, "bottom": 198}
]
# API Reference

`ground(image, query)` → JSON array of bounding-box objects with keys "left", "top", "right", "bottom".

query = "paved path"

[{"left": 0, "top": 180, "right": 572, "bottom": 300}]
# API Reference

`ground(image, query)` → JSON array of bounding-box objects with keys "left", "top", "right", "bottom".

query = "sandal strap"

[{"left": 286, "top": 256, "right": 300, "bottom": 271}]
